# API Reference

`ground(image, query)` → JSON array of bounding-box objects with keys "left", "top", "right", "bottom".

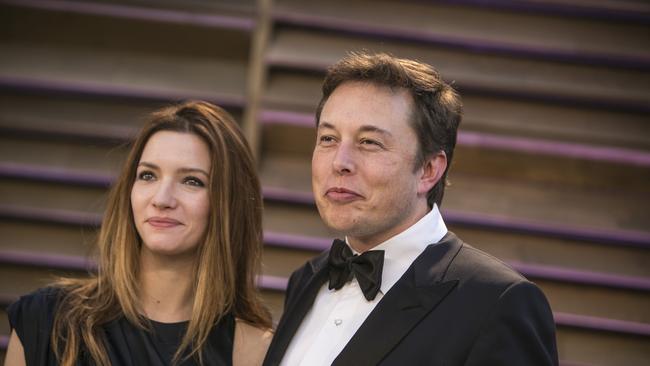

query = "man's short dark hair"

[{"left": 315, "top": 52, "right": 463, "bottom": 207}]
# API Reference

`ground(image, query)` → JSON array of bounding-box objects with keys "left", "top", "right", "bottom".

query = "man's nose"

[
  {"left": 152, "top": 180, "right": 177, "bottom": 209},
  {"left": 332, "top": 142, "right": 356, "bottom": 175}
]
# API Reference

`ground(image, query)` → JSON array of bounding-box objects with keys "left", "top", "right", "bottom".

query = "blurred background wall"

[{"left": 0, "top": 0, "right": 649, "bottom": 364}]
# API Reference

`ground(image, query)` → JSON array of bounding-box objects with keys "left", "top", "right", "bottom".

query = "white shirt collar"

[{"left": 346, "top": 203, "right": 448, "bottom": 295}]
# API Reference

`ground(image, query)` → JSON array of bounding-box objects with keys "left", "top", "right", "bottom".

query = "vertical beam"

[{"left": 242, "top": 0, "right": 273, "bottom": 161}]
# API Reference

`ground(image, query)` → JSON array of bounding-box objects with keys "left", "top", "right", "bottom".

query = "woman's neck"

[{"left": 138, "top": 250, "right": 195, "bottom": 323}]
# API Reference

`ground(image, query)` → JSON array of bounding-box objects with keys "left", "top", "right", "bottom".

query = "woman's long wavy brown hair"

[{"left": 51, "top": 101, "right": 271, "bottom": 365}]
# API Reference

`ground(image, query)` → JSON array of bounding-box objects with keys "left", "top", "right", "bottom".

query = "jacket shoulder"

[{"left": 448, "top": 241, "right": 530, "bottom": 291}]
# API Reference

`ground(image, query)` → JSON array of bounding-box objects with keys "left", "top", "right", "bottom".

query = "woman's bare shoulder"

[{"left": 233, "top": 318, "right": 274, "bottom": 366}]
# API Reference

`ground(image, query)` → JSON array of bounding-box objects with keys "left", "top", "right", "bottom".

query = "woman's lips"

[
  {"left": 147, "top": 217, "right": 182, "bottom": 228},
  {"left": 325, "top": 187, "right": 362, "bottom": 203}
]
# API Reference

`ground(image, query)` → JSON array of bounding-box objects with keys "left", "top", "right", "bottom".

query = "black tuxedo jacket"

[{"left": 264, "top": 232, "right": 558, "bottom": 366}]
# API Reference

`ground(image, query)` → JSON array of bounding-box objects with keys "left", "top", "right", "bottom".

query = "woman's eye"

[
  {"left": 137, "top": 171, "right": 155, "bottom": 181},
  {"left": 183, "top": 176, "right": 205, "bottom": 187}
]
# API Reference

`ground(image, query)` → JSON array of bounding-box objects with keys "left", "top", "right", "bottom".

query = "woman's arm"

[{"left": 4, "top": 330, "right": 26, "bottom": 366}]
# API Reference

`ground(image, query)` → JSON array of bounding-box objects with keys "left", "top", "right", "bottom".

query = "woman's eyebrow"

[
  {"left": 138, "top": 162, "right": 209, "bottom": 177},
  {"left": 178, "top": 167, "right": 210, "bottom": 177}
]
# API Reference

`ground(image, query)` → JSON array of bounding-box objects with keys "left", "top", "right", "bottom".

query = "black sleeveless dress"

[{"left": 8, "top": 287, "right": 235, "bottom": 365}]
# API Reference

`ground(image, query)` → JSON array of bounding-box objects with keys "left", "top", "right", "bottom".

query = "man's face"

[{"left": 312, "top": 82, "right": 432, "bottom": 250}]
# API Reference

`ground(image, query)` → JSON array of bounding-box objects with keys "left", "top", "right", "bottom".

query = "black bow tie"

[{"left": 327, "top": 239, "right": 385, "bottom": 301}]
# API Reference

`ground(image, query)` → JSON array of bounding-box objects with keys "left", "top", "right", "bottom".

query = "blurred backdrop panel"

[{"left": 1, "top": 0, "right": 649, "bottom": 365}]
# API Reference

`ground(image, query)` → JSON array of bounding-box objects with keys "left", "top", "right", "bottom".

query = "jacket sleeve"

[{"left": 463, "top": 280, "right": 559, "bottom": 366}]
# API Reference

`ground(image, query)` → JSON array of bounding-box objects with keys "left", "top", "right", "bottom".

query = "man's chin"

[{"left": 321, "top": 215, "right": 359, "bottom": 235}]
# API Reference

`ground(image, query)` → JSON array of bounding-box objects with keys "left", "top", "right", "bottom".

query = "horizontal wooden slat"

[
  {"left": 2, "top": 160, "right": 648, "bottom": 246},
  {"left": 0, "top": 221, "right": 96, "bottom": 257},
  {"left": 260, "top": 247, "right": 650, "bottom": 323},
  {"left": 0, "top": 92, "right": 244, "bottom": 142},
  {"left": 260, "top": 119, "right": 650, "bottom": 182},
  {"left": 259, "top": 153, "right": 650, "bottom": 233},
  {"left": 1, "top": 2, "right": 252, "bottom": 59},
  {"left": 1, "top": 0, "right": 256, "bottom": 31},
  {"left": 5, "top": 199, "right": 648, "bottom": 280},
  {"left": 266, "top": 28, "right": 650, "bottom": 109},
  {"left": 440, "top": 0, "right": 650, "bottom": 21},
  {"left": 556, "top": 327, "right": 650, "bottom": 365},
  {"left": 1, "top": 255, "right": 647, "bottom": 365},
  {"left": 0, "top": 44, "right": 247, "bottom": 106},
  {"left": 264, "top": 70, "right": 650, "bottom": 150},
  {"left": 2, "top": 257, "right": 649, "bottom": 332},
  {"left": 272, "top": 0, "right": 650, "bottom": 67},
  {"left": 0, "top": 136, "right": 126, "bottom": 174}
]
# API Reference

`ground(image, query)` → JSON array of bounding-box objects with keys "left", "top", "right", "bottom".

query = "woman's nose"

[{"left": 151, "top": 180, "right": 177, "bottom": 209}]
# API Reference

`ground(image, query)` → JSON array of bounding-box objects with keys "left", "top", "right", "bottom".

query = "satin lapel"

[
  {"left": 333, "top": 233, "right": 463, "bottom": 366},
  {"left": 264, "top": 253, "right": 330, "bottom": 366}
]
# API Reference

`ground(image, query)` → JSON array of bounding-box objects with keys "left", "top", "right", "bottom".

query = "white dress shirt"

[{"left": 280, "top": 204, "right": 448, "bottom": 366}]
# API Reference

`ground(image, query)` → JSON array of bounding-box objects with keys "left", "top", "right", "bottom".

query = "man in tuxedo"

[{"left": 264, "top": 52, "right": 558, "bottom": 366}]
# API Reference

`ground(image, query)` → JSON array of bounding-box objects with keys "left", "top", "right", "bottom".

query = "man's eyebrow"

[
  {"left": 317, "top": 122, "right": 336, "bottom": 130},
  {"left": 359, "top": 125, "right": 393, "bottom": 137},
  {"left": 318, "top": 122, "right": 392, "bottom": 137},
  {"left": 138, "top": 162, "right": 209, "bottom": 177}
]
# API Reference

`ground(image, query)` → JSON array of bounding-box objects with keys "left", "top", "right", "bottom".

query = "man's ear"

[{"left": 417, "top": 151, "right": 447, "bottom": 195}]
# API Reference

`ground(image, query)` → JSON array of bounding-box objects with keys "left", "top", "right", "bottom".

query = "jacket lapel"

[
  {"left": 264, "top": 252, "right": 330, "bottom": 366},
  {"left": 333, "top": 233, "right": 463, "bottom": 366}
]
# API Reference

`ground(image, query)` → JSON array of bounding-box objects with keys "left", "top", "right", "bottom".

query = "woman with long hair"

[{"left": 5, "top": 101, "right": 273, "bottom": 365}]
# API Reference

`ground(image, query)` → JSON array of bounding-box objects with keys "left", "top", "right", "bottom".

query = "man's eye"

[
  {"left": 183, "top": 176, "right": 205, "bottom": 187},
  {"left": 360, "top": 139, "right": 381, "bottom": 147},
  {"left": 318, "top": 135, "right": 337, "bottom": 145},
  {"left": 137, "top": 171, "right": 155, "bottom": 181}
]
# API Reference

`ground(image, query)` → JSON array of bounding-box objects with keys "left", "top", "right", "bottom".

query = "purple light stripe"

[
  {"left": 458, "top": 131, "right": 650, "bottom": 167},
  {"left": 555, "top": 312, "right": 650, "bottom": 337},
  {"left": 509, "top": 261, "right": 650, "bottom": 292},
  {"left": 442, "top": 209, "right": 650, "bottom": 249},
  {"left": 0, "top": 162, "right": 113, "bottom": 187},
  {"left": 257, "top": 275, "right": 289, "bottom": 292},
  {"left": 260, "top": 109, "right": 650, "bottom": 166},
  {"left": 0, "top": 250, "right": 94, "bottom": 271},
  {"left": 0, "top": 335, "right": 8, "bottom": 350},
  {"left": 260, "top": 109, "right": 315, "bottom": 127},
  {"left": 264, "top": 231, "right": 331, "bottom": 252},
  {"left": 1, "top": 249, "right": 649, "bottom": 337},
  {"left": 431, "top": 0, "right": 650, "bottom": 23},
  {"left": 0, "top": 204, "right": 102, "bottom": 227},
  {"left": 1, "top": 168, "right": 648, "bottom": 249},
  {"left": 0, "top": 76, "right": 246, "bottom": 108},
  {"left": 0, "top": 249, "right": 288, "bottom": 293},
  {"left": 265, "top": 55, "right": 650, "bottom": 112},
  {"left": 261, "top": 231, "right": 650, "bottom": 291},
  {"left": 272, "top": 10, "right": 650, "bottom": 70},
  {"left": 261, "top": 185, "right": 650, "bottom": 248},
  {"left": 2, "top": 247, "right": 649, "bottom": 294},
  {"left": 0, "top": 0, "right": 255, "bottom": 30}
]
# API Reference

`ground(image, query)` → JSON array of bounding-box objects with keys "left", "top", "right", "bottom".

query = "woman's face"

[{"left": 131, "top": 131, "right": 211, "bottom": 258}]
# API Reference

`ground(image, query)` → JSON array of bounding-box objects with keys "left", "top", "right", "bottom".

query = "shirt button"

[{"left": 334, "top": 319, "right": 343, "bottom": 326}]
